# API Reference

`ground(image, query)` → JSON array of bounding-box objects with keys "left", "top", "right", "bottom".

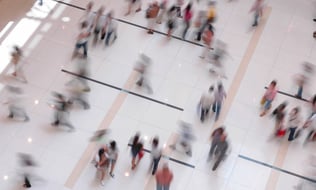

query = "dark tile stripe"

[
  {"left": 238, "top": 154, "right": 316, "bottom": 183},
  {"left": 61, "top": 69, "right": 184, "bottom": 111},
  {"left": 264, "top": 87, "right": 308, "bottom": 102}
]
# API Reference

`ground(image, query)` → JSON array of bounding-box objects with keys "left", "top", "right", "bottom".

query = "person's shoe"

[
  {"left": 147, "top": 30, "right": 154, "bottom": 34},
  {"left": 186, "top": 151, "right": 192, "bottom": 157},
  {"left": 8, "top": 114, "right": 14, "bottom": 118},
  {"left": 313, "top": 19, "right": 316, "bottom": 22},
  {"left": 101, "top": 180, "right": 105, "bottom": 186},
  {"left": 135, "top": 8, "right": 141, "bottom": 12},
  {"left": 109, "top": 173, "right": 114, "bottom": 178}
]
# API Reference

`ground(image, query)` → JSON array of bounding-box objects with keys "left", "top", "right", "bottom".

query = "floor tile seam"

[{"left": 61, "top": 69, "right": 185, "bottom": 111}]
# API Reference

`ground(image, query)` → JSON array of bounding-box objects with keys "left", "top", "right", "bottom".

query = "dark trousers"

[
  {"left": 24, "top": 175, "right": 31, "bottom": 188},
  {"left": 75, "top": 42, "right": 88, "bottom": 57},
  {"left": 196, "top": 21, "right": 209, "bottom": 41},
  {"left": 105, "top": 30, "right": 117, "bottom": 46},
  {"left": 296, "top": 85, "right": 303, "bottom": 98},
  {"left": 151, "top": 157, "right": 160, "bottom": 175},
  {"left": 200, "top": 107, "right": 210, "bottom": 122},
  {"left": 288, "top": 127, "right": 297, "bottom": 141},
  {"left": 253, "top": 12, "right": 259, "bottom": 26}
]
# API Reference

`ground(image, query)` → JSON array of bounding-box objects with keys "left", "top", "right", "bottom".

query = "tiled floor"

[{"left": 0, "top": 0, "right": 316, "bottom": 189}]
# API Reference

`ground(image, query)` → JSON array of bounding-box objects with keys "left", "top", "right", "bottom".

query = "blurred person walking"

[
  {"left": 72, "top": 21, "right": 90, "bottom": 58},
  {"left": 106, "top": 140, "right": 119, "bottom": 178},
  {"left": 212, "top": 82, "right": 227, "bottom": 121},
  {"left": 155, "top": 163, "right": 173, "bottom": 190},
  {"left": 150, "top": 137, "right": 162, "bottom": 175},
  {"left": 104, "top": 11, "right": 118, "bottom": 46},
  {"left": 260, "top": 80, "right": 277, "bottom": 116},
  {"left": 130, "top": 133, "right": 144, "bottom": 170},
  {"left": 50, "top": 92, "right": 75, "bottom": 132},
  {"left": 80, "top": 1, "right": 95, "bottom": 31},
  {"left": 249, "top": 0, "right": 264, "bottom": 27},
  {"left": 95, "top": 145, "right": 108, "bottom": 185},
  {"left": 199, "top": 24, "right": 214, "bottom": 59},
  {"left": 212, "top": 133, "right": 229, "bottom": 171},
  {"left": 156, "top": 0, "right": 168, "bottom": 24},
  {"left": 294, "top": 62, "right": 313, "bottom": 99},
  {"left": 146, "top": 1, "right": 160, "bottom": 34},
  {"left": 9, "top": 46, "right": 27, "bottom": 83},
  {"left": 18, "top": 153, "right": 39, "bottom": 188},
  {"left": 303, "top": 112, "right": 316, "bottom": 144},
  {"left": 134, "top": 53, "right": 153, "bottom": 94},
  {"left": 4, "top": 85, "right": 29, "bottom": 121},
  {"left": 195, "top": 1, "right": 216, "bottom": 41},
  {"left": 92, "top": 6, "right": 106, "bottom": 45},
  {"left": 208, "top": 126, "right": 225, "bottom": 161},
  {"left": 169, "top": 121, "right": 195, "bottom": 156},
  {"left": 182, "top": 3, "right": 193, "bottom": 39},
  {"left": 166, "top": 6, "right": 178, "bottom": 38},
  {"left": 287, "top": 107, "right": 302, "bottom": 141},
  {"left": 271, "top": 102, "right": 287, "bottom": 136},
  {"left": 199, "top": 85, "right": 215, "bottom": 122}
]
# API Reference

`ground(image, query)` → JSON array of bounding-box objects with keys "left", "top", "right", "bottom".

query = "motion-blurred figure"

[
  {"left": 155, "top": 163, "right": 173, "bottom": 190},
  {"left": 72, "top": 21, "right": 90, "bottom": 59},
  {"left": 287, "top": 107, "right": 302, "bottom": 141},
  {"left": 146, "top": 1, "right": 160, "bottom": 34},
  {"left": 182, "top": 3, "right": 193, "bottom": 39},
  {"left": 150, "top": 136, "right": 162, "bottom": 175},
  {"left": 294, "top": 62, "right": 314, "bottom": 99},
  {"left": 195, "top": 1, "right": 216, "bottom": 41},
  {"left": 271, "top": 102, "right": 287, "bottom": 136},
  {"left": 213, "top": 82, "right": 227, "bottom": 121},
  {"left": 208, "top": 126, "right": 225, "bottom": 161},
  {"left": 200, "top": 24, "right": 214, "bottom": 59},
  {"left": 134, "top": 53, "right": 153, "bottom": 94},
  {"left": 166, "top": 6, "right": 177, "bottom": 38},
  {"left": 79, "top": 1, "right": 94, "bottom": 31},
  {"left": 249, "top": 0, "right": 264, "bottom": 27},
  {"left": 199, "top": 85, "right": 215, "bottom": 122},
  {"left": 130, "top": 132, "right": 144, "bottom": 170},
  {"left": 92, "top": 6, "right": 106, "bottom": 45},
  {"left": 260, "top": 80, "right": 277, "bottom": 116},
  {"left": 294, "top": 154, "right": 316, "bottom": 190},
  {"left": 9, "top": 46, "right": 27, "bottom": 83},
  {"left": 90, "top": 129, "right": 110, "bottom": 143},
  {"left": 4, "top": 85, "right": 29, "bottom": 121},
  {"left": 209, "top": 40, "right": 228, "bottom": 79},
  {"left": 156, "top": 0, "right": 168, "bottom": 24},
  {"left": 50, "top": 92, "right": 74, "bottom": 131},
  {"left": 104, "top": 11, "right": 118, "bottom": 46},
  {"left": 169, "top": 121, "right": 195, "bottom": 156},
  {"left": 211, "top": 133, "right": 229, "bottom": 171},
  {"left": 17, "top": 153, "right": 38, "bottom": 188},
  {"left": 303, "top": 111, "right": 316, "bottom": 144}
]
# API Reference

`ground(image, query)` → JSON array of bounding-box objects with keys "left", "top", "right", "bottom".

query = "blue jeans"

[
  {"left": 213, "top": 102, "right": 222, "bottom": 121},
  {"left": 263, "top": 99, "right": 272, "bottom": 111},
  {"left": 157, "top": 184, "right": 169, "bottom": 190}
]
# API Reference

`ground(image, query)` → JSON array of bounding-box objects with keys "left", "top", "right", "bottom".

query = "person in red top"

[
  {"left": 155, "top": 163, "right": 173, "bottom": 190},
  {"left": 182, "top": 3, "right": 193, "bottom": 39}
]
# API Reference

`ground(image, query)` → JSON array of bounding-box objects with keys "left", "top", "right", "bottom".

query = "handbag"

[{"left": 260, "top": 96, "right": 266, "bottom": 105}]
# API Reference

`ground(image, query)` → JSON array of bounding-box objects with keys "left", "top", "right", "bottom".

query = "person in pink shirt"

[
  {"left": 260, "top": 80, "right": 277, "bottom": 116},
  {"left": 155, "top": 163, "right": 173, "bottom": 190}
]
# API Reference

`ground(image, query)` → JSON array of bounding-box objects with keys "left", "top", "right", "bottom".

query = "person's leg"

[
  {"left": 208, "top": 141, "right": 217, "bottom": 161},
  {"left": 105, "top": 31, "right": 113, "bottom": 46},
  {"left": 163, "top": 184, "right": 170, "bottom": 190},
  {"left": 82, "top": 42, "right": 88, "bottom": 57},
  {"left": 288, "top": 127, "right": 296, "bottom": 141},
  {"left": 152, "top": 157, "right": 160, "bottom": 175},
  {"left": 156, "top": 183, "right": 163, "bottom": 190},
  {"left": 109, "top": 160, "right": 116, "bottom": 177},
  {"left": 260, "top": 100, "right": 271, "bottom": 116},
  {"left": 296, "top": 85, "right": 303, "bottom": 99},
  {"left": 304, "top": 130, "right": 314, "bottom": 144},
  {"left": 196, "top": 21, "right": 208, "bottom": 41},
  {"left": 215, "top": 103, "right": 222, "bottom": 121},
  {"left": 182, "top": 21, "right": 189, "bottom": 39},
  {"left": 200, "top": 107, "right": 206, "bottom": 122},
  {"left": 23, "top": 175, "right": 31, "bottom": 188},
  {"left": 252, "top": 12, "right": 259, "bottom": 27}
]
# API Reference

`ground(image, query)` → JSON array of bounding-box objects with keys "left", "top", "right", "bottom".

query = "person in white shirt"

[
  {"left": 287, "top": 107, "right": 302, "bottom": 141},
  {"left": 92, "top": 6, "right": 106, "bottom": 45},
  {"left": 106, "top": 141, "right": 118, "bottom": 178},
  {"left": 199, "top": 86, "right": 215, "bottom": 122},
  {"left": 72, "top": 21, "right": 90, "bottom": 58},
  {"left": 303, "top": 113, "right": 316, "bottom": 144},
  {"left": 150, "top": 137, "right": 162, "bottom": 175},
  {"left": 80, "top": 1, "right": 94, "bottom": 31},
  {"left": 105, "top": 11, "right": 118, "bottom": 46}
]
